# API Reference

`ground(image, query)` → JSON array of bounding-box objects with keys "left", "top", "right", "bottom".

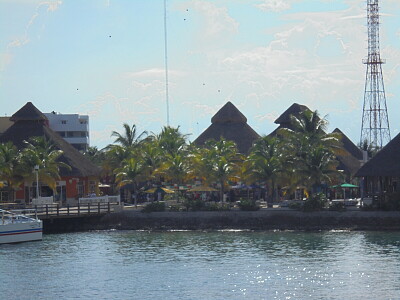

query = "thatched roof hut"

[
  {"left": 333, "top": 128, "right": 362, "bottom": 176},
  {"left": 274, "top": 103, "right": 310, "bottom": 125},
  {"left": 333, "top": 128, "right": 363, "bottom": 161},
  {"left": 0, "top": 102, "right": 100, "bottom": 177},
  {"left": 194, "top": 101, "right": 260, "bottom": 154},
  {"left": 356, "top": 133, "right": 400, "bottom": 177},
  {"left": 269, "top": 103, "right": 312, "bottom": 136},
  {"left": 269, "top": 103, "right": 362, "bottom": 177}
]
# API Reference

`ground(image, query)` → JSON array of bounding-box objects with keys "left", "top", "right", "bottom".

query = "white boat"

[{"left": 0, "top": 209, "right": 43, "bottom": 244}]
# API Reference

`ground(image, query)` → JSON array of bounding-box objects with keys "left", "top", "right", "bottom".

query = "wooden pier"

[{"left": 34, "top": 203, "right": 119, "bottom": 219}]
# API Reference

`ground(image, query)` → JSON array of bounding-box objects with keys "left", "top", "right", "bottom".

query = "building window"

[
  {"left": 77, "top": 181, "right": 85, "bottom": 197},
  {"left": 89, "top": 181, "right": 96, "bottom": 193},
  {"left": 61, "top": 120, "right": 67, "bottom": 124},
  {"left": 81, "top": 132, "right": 87, "bottom": 137},
  {"left": 57, "top": 131, "right": 66, "bottom": 137}
]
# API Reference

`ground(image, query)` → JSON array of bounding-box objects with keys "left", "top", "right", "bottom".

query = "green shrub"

[
  {"left": 238, "top": 199, "right": 260, "bottom": 211},
  {"left": 141, "top": 202, "right": 166, "bottom": 213},
  {"left": 378, "top": 192, "right": 400, "bottom": 211},
  {"left": 329, "top": 201, "right": 346, "bottom": 211},
  {"left": 203, "top": 203, "right": 231, "bottom": 211},
  {"left": 183, "top": 198, "right": 205, "bottom": 211},
  {"left": 288, "top": 201, "right": 303, "bottom": 210},
  {"left": 303, "top": 193, "right": 328, "bottom": 212},
  {"left": 168, "top": 205, "right": 182, "bottom": 212}
]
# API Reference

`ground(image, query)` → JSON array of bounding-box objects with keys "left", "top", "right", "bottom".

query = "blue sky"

[{"left": 1, "top": 0, "right": 399, "bottom": 149}]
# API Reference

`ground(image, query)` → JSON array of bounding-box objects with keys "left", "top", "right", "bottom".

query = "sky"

[{"left": 1, "top": 0, "right": 399, "bottom": 149}]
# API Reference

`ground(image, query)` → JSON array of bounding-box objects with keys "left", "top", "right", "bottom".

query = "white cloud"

[
  {"left": 255, "top": 112, "right": 278, "bottom": 123},
  {"left": 0, "top": 53, "right": 13, "bottom": 72},
  {"left": 123, "top": 68, "right": 185, "bottom": 79},
  {"left": 190, "top": 0, "right": 239, "bottom": 39},
  {"left": 218, "top": 4, "right": 366, "bottom": 114},
  {"left": 42, "top": 1, "right": 62, "bottom": 12},
  {"left": 6, "top": 0, "right": 62, "bottom": 50},
  {"left": 256, "top": 0, "right": 292, "bottom": 13}
]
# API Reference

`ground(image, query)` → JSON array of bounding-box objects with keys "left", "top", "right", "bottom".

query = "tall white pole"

[
  {"left": 34, "top": 165, "right": 39, "bottom": 199},
  {"left": 164, "top": 0, "right": 170, "bottom": 126}
]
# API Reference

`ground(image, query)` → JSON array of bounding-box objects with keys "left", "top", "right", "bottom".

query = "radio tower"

[{"left": 360, "top": 0, "right": 390, "bottom": 150}]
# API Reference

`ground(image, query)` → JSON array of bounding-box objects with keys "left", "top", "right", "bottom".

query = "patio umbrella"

[
  {"left": 340, "top": 183, "right": 358, "bottom": 188},
  {"left": 188, "top": 186, "right": 218, "bottom": 192},
  {"left": 144, "top": 187, "right": 175, "bottom": 194},
  {"left": 331, "top": 183, "right": 359, "bottom": 199}
]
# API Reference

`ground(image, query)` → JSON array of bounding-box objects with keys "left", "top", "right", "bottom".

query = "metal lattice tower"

[{"left": 360, "top": 0, "right": 390, "bottom": 150}]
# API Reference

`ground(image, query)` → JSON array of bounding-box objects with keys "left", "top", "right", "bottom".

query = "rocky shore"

[{"left": 43, "top": 209, "right": 400, "bottom": 233}]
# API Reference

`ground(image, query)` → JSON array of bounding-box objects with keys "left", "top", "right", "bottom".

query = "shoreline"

[{"left": 42, "top": 209, "right": 400, "bottom": 233}]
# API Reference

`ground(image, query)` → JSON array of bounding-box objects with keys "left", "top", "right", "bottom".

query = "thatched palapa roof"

[
  {"left": 269, "top": 103, "right": 361, "bottom": 175},
  {"left": 274, "top": 103, "right": 310, "bottom": 125},
  {"left": 194, "top": 101, "right": 260, "bottom": 154},
  {"left": 0, "top": 102, "right": 100, "bottom": 177},
  {"left": 356, "top": 133, "right": 400, "bottom": 177},
  {"left": 333, "top": 128, "right": 363, "bottom": 161},
  {"left": 332, "top": 128, "right": 362, "bottom": 176},
  {"left": 269, "top": 103, "right": 312, "bottom": 136},
  {"left": 10, "top": 101, "right": 47, "bottom": 122}
]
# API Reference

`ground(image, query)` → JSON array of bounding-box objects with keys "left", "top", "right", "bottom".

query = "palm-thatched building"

[
  {"left": 269, "top": 103, "right": 311, "bottom": 136},
  {"left": 270, "top": 103, "right": 362, "bottom": 180},
  {"left": 194, "top": 101, "right": 260, "bottom": 154},
  {"left": 356, "top": 132, "right": 400, "bottom": 195},
  {"left": 332, "top": 128, "right": 363, "bottom": 180},
  {"left": 0, "top": 102, "right": 101, "bottom": 204}
]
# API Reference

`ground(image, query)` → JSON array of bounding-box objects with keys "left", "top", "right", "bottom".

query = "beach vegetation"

[
  {"left": 141, "top": 201, "right": 166, "bottom": 213},
  {"left": 20, "top": 136, "right": 71, "bottom": 191},
  {"left": 237, "top": 199, "right": 260, "bottom": 211}
]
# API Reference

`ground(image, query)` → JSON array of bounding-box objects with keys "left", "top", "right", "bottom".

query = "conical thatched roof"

[
  {"left": 274, "top": 103, "right": 310, "bottom": 124},
  {"left": 356, "top": 133, "right": 400, "bottom": 177},
  {"left": 0, "top": 102, "right": 100, "bottom": 177},
  {"left": 333, "top": 128, "right": 363, "bottom": 161},
  {"left": 269, "top": 103, "right": 313, "bottom": 136},
  {"left": 194, "top": 102, "right": 260, "bottom": 154},
  {"left": 10, "top": 102, "right": 47, "bottom": 122},
  {"left": 211, "top": 101, "right": 247, "bottom": 124}
]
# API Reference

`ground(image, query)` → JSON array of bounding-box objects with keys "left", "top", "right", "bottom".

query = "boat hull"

[{"left": 0, "top": 221, "right": 43, "bottom": 244}]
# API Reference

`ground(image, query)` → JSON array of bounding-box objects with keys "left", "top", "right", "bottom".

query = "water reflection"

[{"left": 2, "top": 230, "right": 400, "bottom": 299}]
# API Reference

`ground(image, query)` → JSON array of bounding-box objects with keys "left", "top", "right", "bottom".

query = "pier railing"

[{"left": 33, "top": 202, "right": 119, "bottom": 218}]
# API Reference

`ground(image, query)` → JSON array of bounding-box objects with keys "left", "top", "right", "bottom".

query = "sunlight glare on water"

[{"left": 1, "top": 230, "right": 400, "bottom": 299}]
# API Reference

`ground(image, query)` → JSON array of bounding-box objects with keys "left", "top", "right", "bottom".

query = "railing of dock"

[{"left": 33, "top": 202, "right": 117, "bottom": 218}]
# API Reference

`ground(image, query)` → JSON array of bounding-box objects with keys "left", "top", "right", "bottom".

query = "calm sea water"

[{"left": 1, "top": 230, "right": 400, "bottom": 300}]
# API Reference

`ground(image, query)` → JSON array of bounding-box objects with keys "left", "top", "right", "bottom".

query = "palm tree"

[
  {"left": 156, "top": 126, "right": 188, "bottom": 157},
  {"left": 20, "top": 136, "right": 71, "bottom": 194},
  {"left": 199, "top": 138, "right": 242, "bottom": 202},
  {"left": 115, "top": 157, "right": 146, "bottom": 207},
  {"left": 107, "top": 123, "right": 148, "bottom": 168},
  {"left": 152, "top": 126, "right": 191, "bottom": 186},
  {"left": 246, "top": 136, "right": 283, "bottom": 202},
  {"left": 84, "top": 146, "right": 104, "bottom": 165},
  {"left": 111, "top": 123, "right": 147, "bottom": 150},
  {"left": 139, "top": 138, "right": 163, "bottom": 181},
  {"left": 296, "top": 145, "right": 342, "bottom": 192},
  {"left": 0, "top": 142, "right": 24, "bottom": 201},
  {"left": 278, "top": 110, "right": 343, "bottom": 195},
  {"left": 158, "top": 152, "right": 192, "bottom": 185}
]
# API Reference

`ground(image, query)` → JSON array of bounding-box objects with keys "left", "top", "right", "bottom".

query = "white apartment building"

[{"left": 44, "top": 112, "right": 90, "bottom": 151}]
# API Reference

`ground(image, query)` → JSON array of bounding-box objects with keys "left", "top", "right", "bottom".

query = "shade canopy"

[
  {"left": 188, "top": 186, "right": 218, "bottom": 192},
  {"left": 144, "top": 187, "right": 175, "bottom": 194},
  {"left": 331, "top": 183, "right": 359, "bottom": 188}
]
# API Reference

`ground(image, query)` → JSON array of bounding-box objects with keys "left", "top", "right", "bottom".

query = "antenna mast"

[
  {"left": 164, "top": 0, "right": 170, "bottom": 126},
  {"left": 360, "top": 0, "right": 390, "bottom": 150}
]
